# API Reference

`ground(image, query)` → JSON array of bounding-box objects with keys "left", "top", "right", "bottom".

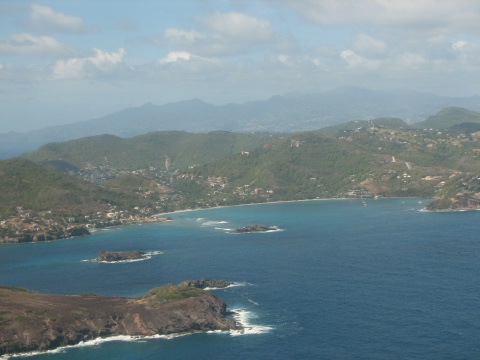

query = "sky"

[{"left": 1, "top": 0, "right": 480, "bottom": 133}]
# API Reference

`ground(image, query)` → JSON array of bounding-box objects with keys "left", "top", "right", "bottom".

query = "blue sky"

[{"left": 1, "top": 0, "right": 480, "bottom": 132}]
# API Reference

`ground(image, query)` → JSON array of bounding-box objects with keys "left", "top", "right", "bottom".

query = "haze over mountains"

[{"left": 2, "top": 87, "right": 480, "bottom": 159}]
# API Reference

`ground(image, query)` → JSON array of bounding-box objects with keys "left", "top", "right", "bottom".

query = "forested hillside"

[
  {"left": 0, "top": 158, "right": 151, "bottom": 218},
  {"left": 23, "top": 131, "right": 281, "bottom": 171},
  {"left": 413, "top": 107, "right": 480, "bottom": 130},
  {"left": 3, "top": 115, "right": 480, "bottom": 243}
]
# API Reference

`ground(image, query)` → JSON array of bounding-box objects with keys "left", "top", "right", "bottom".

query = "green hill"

[
  {"left": 0, "top": 158, "right": 149, "bottom": 218},
  {"left": 187, "top": 131, "right": 425, "bottom": 201},
  {"left": 5, "top": 124, "right": 480, "bottom": 223},
  {"left": 413, "top": 107, "right": 480, "bottom": 130},
  {"left": 23, "top": 131, "right": 281, "bottom": 171},
  {"left": 320, "top": 117, "right": 408, "bottom": 136}
]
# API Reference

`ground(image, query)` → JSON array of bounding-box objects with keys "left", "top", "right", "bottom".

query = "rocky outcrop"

[
  {"left": 178, "top": 279, "right": 233, "bottom": 289},
  {"left": 1, "top": 226, "right": 91, "bottom": 244},
  {"left": 97, "top": 251, "right": 146, "bottom": 262},
  {"left": 0, "top": 284, "right": 237, "bottom": 356},
  {"left": 230, "top": 224, "right": 277, "bottom": 233}
]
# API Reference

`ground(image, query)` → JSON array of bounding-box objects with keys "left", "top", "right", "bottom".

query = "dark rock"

[
  {"left": 66, "top": 227, "right": 90, "bottom": 237},
  {"left": 178, "top": 279, "right": 233, "bottom": 289},
  {"left": 18, "top": 234, "right": 34, "bottom": 243},
  {"left": 230, "top": 224, "right": 277, "bottom": 233},
  {"left": 97, "top": 251, "right": 146, "bottom": 262}
]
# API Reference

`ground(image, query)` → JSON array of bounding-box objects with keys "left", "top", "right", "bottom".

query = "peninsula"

[{"left": 0, "top": 283, "right": 237, "bottom": 356}]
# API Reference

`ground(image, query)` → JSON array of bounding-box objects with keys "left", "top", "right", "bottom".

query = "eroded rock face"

[
  {"left": 178, "top": 279, "right": 233, "bottom": 289},
  {"left": 97, "top": 251, "right": 146, "bottom": 262},
  {"left": 0, "top": 285, "right": 237, "bottom": 356}
]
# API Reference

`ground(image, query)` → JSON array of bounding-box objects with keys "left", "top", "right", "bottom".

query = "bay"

[{"left": 1, "top": 198, "right": 480, "bottom": 359}]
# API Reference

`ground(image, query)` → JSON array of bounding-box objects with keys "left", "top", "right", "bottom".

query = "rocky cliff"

[{"left": 0, "top": 284, "right": 237, "bottom": 356}]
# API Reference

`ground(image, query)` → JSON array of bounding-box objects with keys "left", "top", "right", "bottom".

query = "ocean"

[{"left": 1, "top": 198, "right": 480, "bottom": 359}]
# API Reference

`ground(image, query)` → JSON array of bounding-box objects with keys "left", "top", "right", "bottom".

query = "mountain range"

[{"left": 2, "top": 87, "right": 480, "bottom": 159}]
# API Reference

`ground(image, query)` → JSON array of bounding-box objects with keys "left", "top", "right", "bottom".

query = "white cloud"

[
  {"left": 159, "top": 51, "right": 192, "bottom": 64},
  {"left": 52, "top": 48, "right": 126, "bottom": 79},
  {"left": 164, "top": 28, "right": 204, "bottom": 44},
  {"left": 353, "top": 34, "right": 388, "bottom": 57},
  {"left": 200, "top": 12, "right": 273, "bottom": 42},
  {"left": 340, "top": 50, "right": 380, "bottom": 70},
  {"left": 282, "top": 0, "right": 480, "bottom": 33},
  {"left": 393, "top": 52, "right": 429, "bottom": 70},
  {"left": 278, "top": 54, "right": 289, "bottom": 65},
  {"left": 29, "top": 4, "right": 86, "bottom": 33},
  {"left": 452, "top": 40, "right": 467, "bottom": 51},
  {"left": 0, "top": 33, "right": 71, "bottom": 56},
  {"left": 159, "top": 11, "right": 277, "bottom": 57}
]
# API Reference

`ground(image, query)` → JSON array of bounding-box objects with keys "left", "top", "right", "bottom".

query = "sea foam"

[
  {"left": 82, "top": 250, "right": 163, "bottom": 264},
  {"left": 204, "top": 281, "right": 251, "bottom": 291},
  {"left": 229, "top": 309, "right": 273, "bottom": 336},
  {"left": 0, "top": 311, "right": 272, "bottom": 359},
  {"left": 0, "top": 333, "right": 193, "bottom": 359},
  {"left": 201, "top": 220, "right": 229, "bottom": 226}
]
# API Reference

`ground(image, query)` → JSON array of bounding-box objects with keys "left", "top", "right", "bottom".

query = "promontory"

[{"left": 0, "top": 283, "right": 237, "bottom": 356}]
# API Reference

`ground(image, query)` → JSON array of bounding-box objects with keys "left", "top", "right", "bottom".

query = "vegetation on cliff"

[{"left": 145, "top": 285, "right": 206, "bottom": 304}]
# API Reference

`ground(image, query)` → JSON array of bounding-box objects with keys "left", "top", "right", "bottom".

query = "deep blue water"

[{"left": 1, "top": 198, "right": 480, "bottom": 359}]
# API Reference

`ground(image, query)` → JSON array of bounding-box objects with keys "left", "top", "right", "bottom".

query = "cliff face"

[{"left": 0, "top": 285, "right": 236, "bottom": 356}]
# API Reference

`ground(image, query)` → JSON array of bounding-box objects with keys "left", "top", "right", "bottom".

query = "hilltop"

[
  {"left": 2, "top": 106, "right": 480, "bottom": 243},
  {"left": 23, "top": 131, "right": 281, "bottom": 171},
  {"left": 2, "top": 87, "right": 480, "bottom": 158},
  {"left": 21, "top": 113, "right": 480, "bottom": 210},
  {"left": 413, "top": 107, "right": 480, "bottom": 130}
]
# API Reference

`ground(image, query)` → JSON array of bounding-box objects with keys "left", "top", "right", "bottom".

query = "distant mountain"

[
  {"left": 2, "top": 87, "right": 480, "bottom": 158},
  {"left": 413, "top": 107, "right": 480, "bottom": 130}
]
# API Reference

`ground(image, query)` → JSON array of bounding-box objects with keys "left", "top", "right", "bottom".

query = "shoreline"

[
  {"left": 0, "top": 283, "right": 238, "bottom": 358},
  {"left": 5, "top": 197, "right": 469, "bottom": 245},
  {"left": 0, "top": 281, "right": 256, "bottom": 358},
  {"left": 0, "top": 310, "right": 264, "bottom": 360},
  {"left": 153, "top": 197, "right": 354, "bottom": 218}
]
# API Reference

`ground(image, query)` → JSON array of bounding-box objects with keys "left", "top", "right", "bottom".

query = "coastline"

[
  {"left": 153, "top": 197, "right": 353, "bottom": 218},
  {"left": 0, "top": 284, "right": 238, "bottom": 357},
  {"left": 0, "top": 309, "right": 265, "bottom": 360},
  {"left": 2, "top": 197, "right": 454, "bottom": 245}
]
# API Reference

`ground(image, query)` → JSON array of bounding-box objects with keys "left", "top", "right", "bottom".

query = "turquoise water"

[{"left": 1, "top": 199, "right": 480, "bottom": 359}]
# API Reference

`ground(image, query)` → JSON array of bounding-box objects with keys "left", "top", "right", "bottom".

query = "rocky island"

[
  {"left": 230, "top": 224, "right": 277, "bottom": 233},
  {"left": 97, "top": 250, "right": 146, "bottom": 262},
  {"left": 0, "top": 282, "right": 237, "bottom": 356},
  {"left": 179, "top": 279, "right": 233, "bottom": 289}
]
